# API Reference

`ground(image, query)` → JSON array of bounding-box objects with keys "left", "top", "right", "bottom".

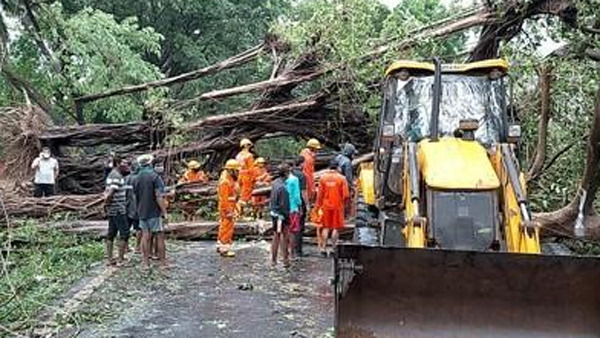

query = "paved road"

[{"left": 76, "top": 241, "right": 334, "bottom": 338}]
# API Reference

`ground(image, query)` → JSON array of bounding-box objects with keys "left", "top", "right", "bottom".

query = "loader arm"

[
  {"left": 403, "top": 142, "right": 426, "bottom": 248},
  {"left": 491, "top": 143, "right": 540, "bottom": 253}
]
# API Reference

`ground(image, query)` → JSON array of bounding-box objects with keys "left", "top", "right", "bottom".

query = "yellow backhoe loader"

[{"left": 335, "top": 58, "right": 600, "bottom": 337}]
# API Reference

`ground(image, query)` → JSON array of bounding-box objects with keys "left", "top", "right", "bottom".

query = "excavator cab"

[{"left": 335, "top": 59, "right": 600, "bottom": 337}]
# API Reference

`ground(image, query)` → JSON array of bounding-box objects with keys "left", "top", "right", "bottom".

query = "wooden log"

[
  {"left": 2, "top": 193, "right": 105, "bottom": 220},
  {"left": 39, "top": 122, "right": 151, "bottom": 147},
  {"left": 173, "top": 70, "right": 325, "bottom": 110},
  {"left": 183, "top": 99, "right": 319, "bottom": 132},
  {"left": 48, "top": 219, "right": 355, "bottom": 241},
  {"left": 74, "top": 42, "right": 268, "bottom": 104}
]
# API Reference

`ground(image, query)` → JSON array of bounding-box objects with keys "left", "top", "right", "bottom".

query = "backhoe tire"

[{"left": 353, "top": 197, "right": 380, "bottom": 246}]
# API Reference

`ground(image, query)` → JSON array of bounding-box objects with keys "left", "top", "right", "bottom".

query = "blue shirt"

[{"left": 286, "top": 174, "right": 302, "bottom": 213}]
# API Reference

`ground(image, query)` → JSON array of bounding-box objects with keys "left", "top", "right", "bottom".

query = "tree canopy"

[{"left": 0, "top": 0, "right": 599, "bottom": 216}]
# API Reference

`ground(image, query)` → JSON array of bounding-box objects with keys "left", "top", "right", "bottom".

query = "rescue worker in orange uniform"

[
  {"left": 236, "top": 138, "right": 255, "bottom": 215},
  {"left": 301, "top": 139, "right": 322, "bottom": 247},
  {"left": 179, "top": 160, "right": 208, "bottom": 184},
  {"left": 217, "top": 159, "right": 240, "bottom": 257},
  {"left": 177, "top": 160, "right": 209, "bottom": 221},
  {"left": 315, "top": 160, "right": 350, "bottom": 256},
  {"left": 251, "top": 157, "right": 271, "bottom": 221}
]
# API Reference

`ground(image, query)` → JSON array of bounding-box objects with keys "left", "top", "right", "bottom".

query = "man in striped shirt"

[{"left": 104, "top": 156, "right": 131, "bottom": 266}]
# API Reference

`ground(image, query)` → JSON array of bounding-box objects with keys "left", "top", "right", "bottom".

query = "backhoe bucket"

[{"left": 335, "top": 244, "right": 600, "bottom": 338}]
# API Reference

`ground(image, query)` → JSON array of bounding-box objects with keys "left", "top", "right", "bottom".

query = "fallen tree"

[
  {"left": 39, "top": 122, "right": 152, "bottom": 148},
  {"left": 2, "top": 193, "right": 105, "bottom": 220},
  {"left": 47, "top": 220, "right": 355, "bottom": 241},
  {"left": 73, "top": 36, "right": 285, "bottom": 105},
  {"left": 3, "top": 152, "right": 375, "bottom": 220},
  {"left": 469, "top": 0, "right": 577, "bottom": 61}
]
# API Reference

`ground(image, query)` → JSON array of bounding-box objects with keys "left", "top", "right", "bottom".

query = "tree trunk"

[
  {"left": 528, "top": 64, "right": 553, "bottom": 180},
  {"left": 536, "top": 76, "right": 600, "bottom": 237},
  {"left": 74, "top": 42, "right": 268, "bottom": 105},
  {"left": 469, "top": 0, "right": 577, "bottom": 61},
  {"left": 39, "top": 122, "right": 152, "bottom": 147},
  {"left": 47, "top": 220, "right": 354, "bottom": 241},
  {"left": 172, "top": 70, "right": 325, "bottom": 110}
]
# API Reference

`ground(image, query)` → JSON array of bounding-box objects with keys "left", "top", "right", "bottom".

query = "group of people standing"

[
  {"left": 216, "top": 137, "right": 356, "bottom": 266},
  {"left": 30, "top": 137, "right": 356, "bottom": 269},
  {"left": 103, "top": 154, "right": 168, "bottom": 269}
]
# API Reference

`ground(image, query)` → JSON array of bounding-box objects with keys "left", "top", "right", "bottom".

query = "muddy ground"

[{"left": 49, "top": 240, "right": 334, "bottom": 338}]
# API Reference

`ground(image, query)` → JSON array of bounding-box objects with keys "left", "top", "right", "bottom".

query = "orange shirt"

[
  {"left": 253, "top": 166, "right": 271, "bottom": 186},
  {"left": 179, "top": 169, "right": 208, "bottom": 184},
  {"left": 236, "top": 150, "right": 255, "bottom": 176},
  {"left": 316, "top": 170, "right": 350, "bottom": 211},
  {"left": 218, "top": 171, "right": 237, "bottom": 213},
  {"left": 301, "top": 148, "right": 316, "bottom": 199}
]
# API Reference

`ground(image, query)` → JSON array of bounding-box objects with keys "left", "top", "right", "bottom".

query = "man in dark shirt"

[
  {"left": 133, "top": 154, "right": 167, "bottom": 269},
  {"left": 270, "top": 164, "right": 290, "bottom": 267},
  {"left": 291, "top": 156, "right": 308, "bottom": 257},
  {"left": 335, "top": 143, "right": 356, "bottom": 188},
  {"left": 125, "top": 161, "right": 140, "bottom": 253},
  {"left": 335, "top": 143, "right": 356, "bottom": 216},
  {"left": 104, "top": 156, "right": 130, "bottom": 266}
]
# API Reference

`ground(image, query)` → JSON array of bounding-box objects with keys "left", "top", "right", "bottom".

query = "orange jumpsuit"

[
  {"left": 251, "top": 166, "right": 271, "bottom": 207},
  {"left": 217, "top": 170, "right": 237, "bottom": 252},
  {"left": 300, "top": 148, "right": 316, "bottom": 202},
  {"left": 236, "top": 150, "right": 255, "bottom": 203},
  {"left": 179, "top": 169, "right": 208, "bottom": 184},
  {"left": 316, "top": 170, "right": 350, "bottom": 230}
]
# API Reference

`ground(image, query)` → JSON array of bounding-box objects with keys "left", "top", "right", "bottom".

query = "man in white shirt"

[{"left": 31, "top": 147, "right": 59, "bottom": 197}]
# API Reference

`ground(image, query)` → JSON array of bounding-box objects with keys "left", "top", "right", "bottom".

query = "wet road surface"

[{"left": 76, "top": 240, "right": 334, "bottom": 338}]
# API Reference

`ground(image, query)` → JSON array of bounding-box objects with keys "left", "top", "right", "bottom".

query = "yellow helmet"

[
  {"left": 187, "top": 160, "right": 201, "bottom": 169},
  {"left": 256, "top": 157, "right": 266, "bottom": 165},
  {"left": 307, "top": 138, "right": 322, "bottom": 149},
  {"left": 224, "top": 159, "right": 240, "bottom": 170},
  {"left": 240, "top": 138, "right": 253, "bottom": 148}
]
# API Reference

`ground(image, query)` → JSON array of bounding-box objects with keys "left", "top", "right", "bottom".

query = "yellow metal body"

[
  {"left": 355, "top": 58, "right": 539, "bottom": 254},
  {"left": 402, "top": 143, "right": 426, "bottom": 248},
  {"left": 490, "top": 145, "right": 541, "bottom": 253},
  {"left": 357, "top": 162, "right": 375, "bottom": 205},
  {"left": 385, "top": 58, "right": 509, "bottom": 76},
  {"left": 357, "top": 139, "right": 541, "bottom": 254},
  {"left": 418, "top": 138, "right": 500, "bottom": 190}
]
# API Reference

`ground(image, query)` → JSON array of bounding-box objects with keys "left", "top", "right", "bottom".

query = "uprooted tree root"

[{"left": 0, "top": 106, "right": 51, "bottom": 183}]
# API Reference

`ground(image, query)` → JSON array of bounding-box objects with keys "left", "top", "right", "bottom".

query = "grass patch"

[{"left": 0, "top": 221, "right": 103, "bottom": 333}]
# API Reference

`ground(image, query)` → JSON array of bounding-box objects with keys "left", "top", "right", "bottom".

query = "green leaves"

[{"left": 49, "top": 4, "right": 164, "bottom": 122}]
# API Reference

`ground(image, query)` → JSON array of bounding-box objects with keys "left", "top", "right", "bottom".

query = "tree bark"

[
  {"left": 182, "top": 99, "right": 320, "bottom": 131},
  {"left": 47, "top": 220, "right": 354, "bottom": 241},
  {"left": 586, "top": 49, "right": 600, "bottom": 62},
  {"left": 528, "top": 64, "right": 553, "bottom": 180},
  {"left": 172, "top": 70, "right": 325, "bottom": 110},
  {"left": 364, "top": 8, "right": 495, "bottom": 61},
  {"left": 469, "top": 0, "right": 577, "bottom": 61},
  {"left": 0, "top": 64, "right": 55, "bottom": 115},
  {"left": 39, "top": 122, "right": 152, "bottom": 147},
  {"left": 536, "top": 76, "right": 600, "bottom": 237},
  {"left": 73, "top": 42, "right": 268, "bottom": 105}
]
